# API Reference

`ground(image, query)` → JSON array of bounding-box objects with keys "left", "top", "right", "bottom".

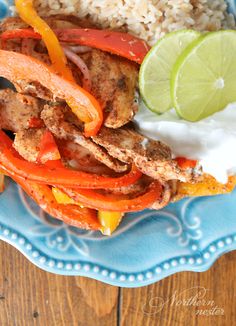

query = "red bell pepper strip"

[
  {"left": 28, "top": 117, "right": 44, "bottom": 128},
  {"left": 0, "top": 131, "right": 142, "bottom": 189},
  {"left": 37, "top": 130, "right": 61, "bottom": 164},
  {"left": 60, "top": 181, "right": 163, "bottom": 212},
  {"left": 0, "top": 130, "right": 100, "bottom": 229},
  {"left": 176, "top": 157, "right": 197, "bottom": 169},
  {"left": 0, "top": 50, "right": 103, "bottom": 137},
  {"left": 11, "top": 172, "right": 100, "bottom": 230},
  {"left": 1, "top": 28, "right": 150, "bottom": 64},
  {"left": 0, "top": 130, "right": 14, "bottom": 149},
  {"left": 15, "top": 1, "right": 106, "bottom": 135}
]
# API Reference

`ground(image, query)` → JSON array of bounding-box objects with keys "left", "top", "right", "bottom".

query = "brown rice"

[{"left": 31, "top": 0, "right": 236, "bottom": 45}]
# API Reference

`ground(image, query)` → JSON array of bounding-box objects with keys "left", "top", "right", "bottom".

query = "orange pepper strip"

[
  {"left": 0, "top": 131, "right": 100, "bottom": 230},
  {"left": 0, "top": 50, "right": 103, "bottom": 137},
  {"left": 11, "top": 172, "right": 100, "bottom": 230},
  {"left": 15, "top": 1, "right": 103, "bottom": 136},
  {"left": 0, "top": 164, "right": 100, "bottom": 229},
  {"left": 0, "top": 148, "right": 142, "bottom": 189},
  {"left": 60, "top": 181, "right": 163, "bottom": 212},
  {"left": 15, "top": 0, "right": 74, "bottom": 82},
  {"left": 0, "top": 131, "right": 142, "bottom": 189}
]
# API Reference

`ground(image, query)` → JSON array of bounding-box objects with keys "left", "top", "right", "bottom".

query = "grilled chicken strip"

[
  {"left": 0, "top": 89, "right": 42, "bottom": 132},
  {"left": 13, "top": 128, "right": 45, "bottom": 162},
  {"left": 57, "top": 140, "right": 125, "bottom": 175},
  {"left": 11, "top": 49, "right": 139, "bottom": 128},
  {"left": 92, "top": 127, "right": 196, "bottom": 183},
  {"left": 13, "top": 127, "right": 122, "bottom": 175},
  {"left": 41, "top": 104, "right": 128, "bottom": 173},
  {"left": 80, "top": 49, "right": 139, "bottom": 128},
  {"left": 1, "top": 17, "right": 139, "bottom": 129}
]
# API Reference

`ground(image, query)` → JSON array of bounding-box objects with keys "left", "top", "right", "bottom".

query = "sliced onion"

[
  {"left": 64, "top": 45, "right": 92, "bottom": 53},
  {"left": 63, "top": 46, "right": 92, "bottom": 92}
]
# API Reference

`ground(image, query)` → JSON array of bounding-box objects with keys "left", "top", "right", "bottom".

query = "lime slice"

[
  {"left": 171, "top": 30, "right": 236, "bottom": 121},
  {"left": 139, "top": 30, "right": 200, "bottom": 114}
]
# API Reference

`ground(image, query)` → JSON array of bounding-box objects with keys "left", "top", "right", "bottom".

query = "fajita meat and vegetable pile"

[{"left": 0, "top": 2, "right": 235, "bottom": 235}]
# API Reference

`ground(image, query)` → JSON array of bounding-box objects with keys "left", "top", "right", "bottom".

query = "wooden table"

[{"left": 0, "top": 241, "right": 235, "bottom": 325}]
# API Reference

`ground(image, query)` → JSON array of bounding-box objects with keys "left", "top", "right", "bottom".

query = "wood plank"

[
  {"left": 120, "top": 251, "right": 236, "bottom": 326},
  {"left": 0, "top": 241, "right": 119, "bottom": 326},
  {"left": 1, "top": 238, "right": 236, "bottom": 325}
]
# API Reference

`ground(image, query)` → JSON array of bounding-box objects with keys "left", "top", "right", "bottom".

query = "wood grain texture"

[
  {"left": 121, "top": 251, "right": 236, "bottom": 326},
  {"left": 0, "top": 241, "right": 236, "bottom": 326},
  {"left": 0, "top": 242, "right": 118, "bottom": 326}
]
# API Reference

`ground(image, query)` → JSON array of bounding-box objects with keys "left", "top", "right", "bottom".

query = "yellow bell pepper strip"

[
  {"left": 52, "top": 187, "right": 123, "bottom": 235},
  {"left": 0, "top": 50, "right": 103, "bottom": 137},
  {"left": 15, "top": 0, "right": 74, "bottom": 82},
  {"left": 98, "top": 211, "right": 123, "bottom": 236},
  {"left": 1, "top": 28, "right": 150, "bottom": 64},
  {"left": 52, "top": 187, "right": 81, "bottom": 206}
]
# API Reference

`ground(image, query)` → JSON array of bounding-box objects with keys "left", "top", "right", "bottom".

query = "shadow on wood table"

[{"left": 0, "top": 241, "right": 235, "bottom": 325}]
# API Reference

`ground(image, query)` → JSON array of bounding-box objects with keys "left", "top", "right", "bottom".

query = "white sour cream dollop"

[{"left": 134, "top": 102, "right": 236, "bottom": 184}]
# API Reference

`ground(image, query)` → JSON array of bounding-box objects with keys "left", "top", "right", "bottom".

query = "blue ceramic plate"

[{"left": 0, "top": 1, "right": 236, "bottom": 288}]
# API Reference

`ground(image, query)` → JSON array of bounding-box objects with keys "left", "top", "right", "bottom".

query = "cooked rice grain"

[{"left": 33, "top": 0, "right": 235, "bottom": 45}]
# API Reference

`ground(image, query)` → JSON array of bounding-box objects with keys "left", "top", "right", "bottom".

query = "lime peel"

[
  {"left": 139, "top": 29, "right": 201, "bottom": 114},
  {"left": 171, "top": 30, "right": 236, "bottom": 121}
]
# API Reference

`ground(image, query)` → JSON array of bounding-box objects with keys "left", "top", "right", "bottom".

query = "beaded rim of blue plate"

[
  {"left": 0, "top": 180, "right": 236, "bottom": 287},
  {"left": 1, "top": 220, "right": 236, "bottom": 287}
]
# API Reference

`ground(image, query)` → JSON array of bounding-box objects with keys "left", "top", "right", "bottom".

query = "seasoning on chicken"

[
  {"left": 0, "top": 14, "right": 203, "bottom": 234},
  {"left": 0, "top": 89, "right": 42, "bottom": 132},
  {"left": 92, "top": 126, "right": 197, "bottom": 182},
  {"left": 1, "top": 17, "right": 139, "bottom": 130},
  {"left": 13, "top": 128, "right": 45, "bottom": 162},
  {"left": 41, "top": 104, "right": 128, "bottom": 173},
  {"left": 80, "top": 49, "right": 139, "bottom": 128}
]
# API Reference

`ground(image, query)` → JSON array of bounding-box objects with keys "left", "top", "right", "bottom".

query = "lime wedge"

[
  {"left": 171, "top": 30, "right": 236, "bottom": 121},
  {"left": 139, "top": 30, "right": 200, "bottom": 114}
]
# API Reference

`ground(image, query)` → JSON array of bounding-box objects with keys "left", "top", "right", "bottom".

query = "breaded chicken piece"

[
  {"left": 1, "top": 17, "right": 139, "bottom": 129},
  {"left": 0, "top": 89, "right": 43, "bottom": 132},
  {"left": 81, "top": 49, "right": 139, "bottom": 128},
  {"left": 92, "top": 126, "right": 198, "bottom": 182},
  {"left": 13, "top": 127, "right": 122, "bottom": 175},
  {"left": 13, "top": 128, "right": 45, "bottom": 162},
  {"left": 41, "top": 104, "right": 128, "bottom": 173}
]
